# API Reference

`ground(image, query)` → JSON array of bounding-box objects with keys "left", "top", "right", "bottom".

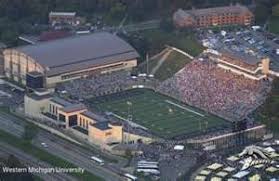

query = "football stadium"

[
  {"left": 89, "top": 88, "right": 228, "bottom": 138},
  {"left": 15, "top": 28, "right": 276, "bottom": 143},
  {"left": 56, "top": 46, "right": 272, "bottom": 141}
]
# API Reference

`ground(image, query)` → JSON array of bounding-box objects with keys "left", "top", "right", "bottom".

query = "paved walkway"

[{"left": 151, "top": 48, "right": 173, "bottom": 75}]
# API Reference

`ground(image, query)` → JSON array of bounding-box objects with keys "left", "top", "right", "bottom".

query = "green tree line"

[{"left": 0, "top": 0, "right": 268, "bottom": 45}]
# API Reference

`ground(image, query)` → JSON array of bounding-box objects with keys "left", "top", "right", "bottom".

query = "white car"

[
  {"left": 138, "top": 73, "right": 147, "bottom": 77},
  {"left": 41, "top": 142, "right": 48, "bottom": 148}
]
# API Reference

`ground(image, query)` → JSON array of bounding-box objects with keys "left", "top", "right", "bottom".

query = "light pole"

[
  {"left": 146, "top": 53, "right": 149, "bottom": 75},
  {"left": 127, "top": 101, "right": 133, "bottom": 143}
]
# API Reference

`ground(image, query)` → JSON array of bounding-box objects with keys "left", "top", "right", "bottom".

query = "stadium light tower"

[
  {"left": 127, "top": 101, "right": 133, "bottom": 143},
  {"left": 127, "top": 101, "right": 133, "bottom": 122},
  {"left": 146, "top": 53, "right": 149, "bottom": 75}
]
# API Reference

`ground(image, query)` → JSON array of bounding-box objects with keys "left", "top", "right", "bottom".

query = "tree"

[
  {"left": 23, "top": 124, "right": 38, "bottom": 141},
  {"left": 255, "top": 2, "right": 270, "bottom": 23},
  {"left": 108, "top": 2, "right": 126, "bottom": 21},
  {"left": 160, "top": 18, "right": 174, "bottom": 32},
  {"left": 0, "top": 155, "right": 35, "bottom": 181},
  {"left": 272, "top": 3, "right": 279, "bottom": 16}
]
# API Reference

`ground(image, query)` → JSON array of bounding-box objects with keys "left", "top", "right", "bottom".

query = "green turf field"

[{"left": 89, "top": 89, "right": 229, "bottom": 138}]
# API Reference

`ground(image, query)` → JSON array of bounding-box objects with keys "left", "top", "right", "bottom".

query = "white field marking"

[
  {"left": 165, "top": 100, "right": 205, "bottom": 117},
  {"left": 110, "top": 113, "right": 148, "bottom": 130}
]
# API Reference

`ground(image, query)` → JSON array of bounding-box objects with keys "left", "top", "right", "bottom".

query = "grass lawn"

[
  {"left": 89, "top": 89, "right": 228, "bottom": 138},
  {"left": 137, "top": 53, "right": 160, "bottom": 74},
  {"left": 141, "top": 29, "right": 204, "bottom": 56},
  {"left": 268, "top": 16, "right": 279, "bottom": 34},
  {"left": 0, "top": 129, "right": 104, "bottom": 181},
  {"left": 154, "top": 51, "right": 192, "bottom": 81},
  {"left": 138, "top": 50, "right": 193, "bottom": 81}
]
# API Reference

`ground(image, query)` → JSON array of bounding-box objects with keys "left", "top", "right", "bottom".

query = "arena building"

[
  {"left": 173, "top": 4, "right": 254, "bottom": 28},
  {"left": 0, "top": 43, "right": 6, "bottom": 77},
  {"left": 3, "top": 32, "right": 139, "bottom": 88}
]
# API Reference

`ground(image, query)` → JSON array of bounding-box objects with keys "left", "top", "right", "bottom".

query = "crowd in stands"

[
  {"left": 157, "top": 59, "right": 271, "bottom": 121},
  {"left": 57, "top": 58, "right": 271, "bottom": 123},
  {"left": 57, "top": 71, "right": 158, "bottom": 100}
]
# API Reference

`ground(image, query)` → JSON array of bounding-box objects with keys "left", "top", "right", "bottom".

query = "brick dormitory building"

[{"left": 173, "top": 4, "right": 254, "bottom": 28}]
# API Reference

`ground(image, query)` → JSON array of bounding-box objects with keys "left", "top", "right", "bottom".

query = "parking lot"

[
  {"left": 197, "top": 27, "right": 279, "bottom": 72},
  {"left": 0, "top": 82, "right": 24, "bottom": 108}
]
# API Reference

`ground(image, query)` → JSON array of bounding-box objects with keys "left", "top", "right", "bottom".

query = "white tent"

[
  {"left": 174, "top": 145, "right": 184, "bottom": 151},
  {"left": 264, "top": 147, "right": 275, "bottom": 153},
  {"left": 233, "top": 171, "right": 250, "bottom": 179}
]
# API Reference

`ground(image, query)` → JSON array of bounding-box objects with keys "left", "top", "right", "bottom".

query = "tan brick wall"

[{"left": 0, "top": 53, "right": 4, "bottom": 76}]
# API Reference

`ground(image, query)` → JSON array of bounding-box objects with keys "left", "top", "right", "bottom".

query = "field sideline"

[{"left": 88, "top": 89, "right": 229, "bottom": 138}]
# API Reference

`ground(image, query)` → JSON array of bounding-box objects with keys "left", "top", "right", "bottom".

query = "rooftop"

[
  {"left": 184, "top": 4, "right": 252, "bottom": 17},
  {"left": 60, "top": 103, "right": 86, "bottom": 113},
  {"left": 219, "top": 48, "right": 262, "bottom": 66},
  {"left": 15, "top": 32, "right": 139, "bottom": 76},
  {"left": 50, "top": 97, "right": 72, "bottom": 107},
  {"left": 27, "top": 71, "right": 44, "bottom": 78},
  {"left": 27, "top": 92, "right": 52, "bottom": 101},
  {"left": 91, "top": 122, "right": 111, "bottom": 131},
  {"left": 39, "top": 31, "right": 71, "bottom": 42},
  {"left": 80, "top": 111, "right": 107, "bottom": 122},
  {"left": 49, "top": 12, "right": 76, "bottom": 17}
]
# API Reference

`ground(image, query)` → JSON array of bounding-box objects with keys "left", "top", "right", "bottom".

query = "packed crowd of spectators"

[
  {"left": 57, "top": 71, "right": 158, "bottom": 100},
  {"left": 57, "top": 58, "right": 271, "bottom": 124},
  {"left": 157, "top": 59, "right": 271, "bottom": 121}
]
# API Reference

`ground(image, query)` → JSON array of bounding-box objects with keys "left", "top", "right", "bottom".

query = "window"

[
  {"left": 105, "top": 132, "right": 112, "bottom": 136},
  {"left": 59, "top": 114, "right": 66, "bottom": 122},
  {"left": 68, "top": 115, "right": 78, "bottom": 127}
]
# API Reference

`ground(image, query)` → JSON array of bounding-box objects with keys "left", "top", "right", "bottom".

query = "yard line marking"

[
  {"left": 165, "top": 100, "right": 205, "bottom": 117},
  {"left": 110, "top": 112, "right": 148, "bottom": 130}
]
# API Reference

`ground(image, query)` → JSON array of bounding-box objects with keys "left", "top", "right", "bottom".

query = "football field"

[{"left": 89, "top": 89, "right": 229, "bottom": 138}]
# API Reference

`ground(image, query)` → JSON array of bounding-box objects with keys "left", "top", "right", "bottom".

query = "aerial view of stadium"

[
  {"left": 89, "top": 88, "right": 228, "bottom": 138},
  {"left": 1, "top": 1, "right": 279, "bottom": 181}
]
